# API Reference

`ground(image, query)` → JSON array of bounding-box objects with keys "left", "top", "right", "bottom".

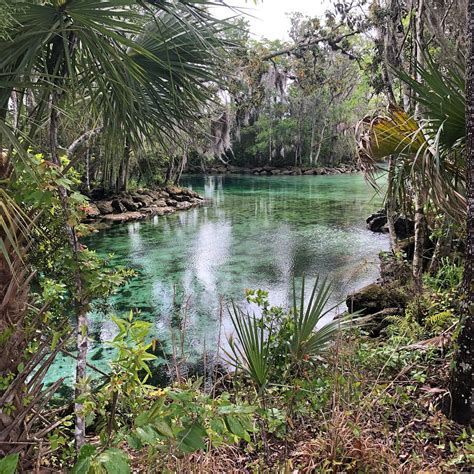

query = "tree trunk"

[
  {"left": 309, "top": 115, "right": 316, "bottom": 165},
  {"left": 85, "top": 147, "right": 91, "bottom": 193},
  {"left": 386, "top": 155, "right": 399, "bottom": 252},
  {"left": 414, "top": 0, "right": 425, "bottom": 119},
  {"left": 412, "top": 184, "right": 427, "bottom": 290},
  {"left": 174, "top": 150, "right": 188, "bottom": 186},
  {"left": 49, "top": 95, "right": 89, "bottom": 450},
  {"left": 314, "top": 121, "right": 327, "bottom": 166},
  {"left": 429, "top": 221, "right": 452, "bottom": 275},
  {"left": 268, "top": 129, "right": 272, "bottom": 163},
  {"left": 449, "top": 0, "right": 473, "bottom": 426},
  {"left": 165, "top": 156, "right": 175, "bottom": 184},
  {"left": 122, "top": 139, "right": 131, "bottom": 192}
]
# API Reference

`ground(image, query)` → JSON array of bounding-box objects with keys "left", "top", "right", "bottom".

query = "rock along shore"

[
  {"left": 185, "top": 163, "right": 358, "bottom": 176},
  {"left": 84, "top": 186, "right": 205, "bottom": 224}
]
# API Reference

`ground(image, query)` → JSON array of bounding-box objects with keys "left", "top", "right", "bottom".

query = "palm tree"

[
  {"left": 356, "top": 57, "right": 467, "bottom": 289},
  {"left": 449, "top": 0, "right": 473, "bottom": 426},
  {"left": 0, "top": 0, "right": 227, "bottom": 451},
  {"left": 356, "top": 31, "right": 472, "bottom": 426}
]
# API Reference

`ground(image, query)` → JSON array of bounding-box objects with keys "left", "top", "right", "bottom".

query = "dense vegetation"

[{"left": 0, "top": 0, "right": 472, "bottom": 472}]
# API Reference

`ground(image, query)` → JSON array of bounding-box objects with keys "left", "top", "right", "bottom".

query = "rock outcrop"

[
  {"left": 85, "top": 186, "right": 204, "bottom": 224},
  {"left": 346, "top": 283, "right": 407, "bottom": 315},
  {"left": 346, "top": 283, "right": 408, "bottom": 337},
  {"left": 366, "top": 209, "right": 415, "bottom": 240}
]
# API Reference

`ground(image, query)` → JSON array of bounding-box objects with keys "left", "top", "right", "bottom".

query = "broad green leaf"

[
  {"left": 0, "top": 453, "right": 19, "bottom": 474},
  {"left": 95, "top": 448, "right": 130, "bottom": 474},
  {"left": 71, "top": 444, "right": 96, "bottom": 474},
  {"left": 176, "top": 423, "right": 207, "bottom": 452}
]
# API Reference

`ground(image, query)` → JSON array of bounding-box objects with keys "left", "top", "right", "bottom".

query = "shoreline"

[
  {"left": 84, "top": 185, "right": 205, "bottom": 225},
  {"left": 185, "top": 163, "right": 359, "bottom": 176}
]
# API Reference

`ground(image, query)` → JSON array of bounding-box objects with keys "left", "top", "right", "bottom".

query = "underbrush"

[{"left": 6, "top": 277, "right": 472, "bottom": 473}]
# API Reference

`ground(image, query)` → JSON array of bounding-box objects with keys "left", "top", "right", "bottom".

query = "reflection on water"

[{"left": 48, "top": 174, "right": 389, "bottom": 385}]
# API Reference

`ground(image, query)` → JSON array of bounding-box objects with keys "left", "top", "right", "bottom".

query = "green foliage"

[
  {"left": 77, "top": 312, "right": 257, "bottom": 465},
  {"left": 225, "top": 302, "right": 273, "bottom": 392},
  {"left": 0, "top": 453, "right": 19, "bottom": 474},
  {"left": 424, "top": 258, "right": 463, "bottom": 291},
  {"left": 395, "top": 55, "right": 465, "bottom": 150},
  {"left": 357, "top": 335, "right": 436, "bottom": 374},
  {"left": 72, "top": 445, "right": 129, "bottom": 474},
  {"left": 128, "top": 387, "right": 256, "bottom": 453},
  {"left": 445, "top": 429, "right": 474, "bottom": 468}
]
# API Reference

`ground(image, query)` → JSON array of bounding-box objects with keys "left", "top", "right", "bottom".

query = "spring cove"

[{"left": 47, "top": 174, "right": 389, "bottom": 389}]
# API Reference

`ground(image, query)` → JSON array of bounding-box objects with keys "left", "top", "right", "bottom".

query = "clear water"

[{"left": 48, "top": 174, "right": 389, "bottom": 387}]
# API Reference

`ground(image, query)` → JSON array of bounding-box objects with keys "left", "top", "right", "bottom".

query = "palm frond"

[
  {"left": 224, "top": 302, "right": 273, "bottom": 392},
  {"left": 290, "top": 276, "right": 366, "bottom": 361},
  {"left": 394, "top": 54, "right": 465, "bottom": 150}
]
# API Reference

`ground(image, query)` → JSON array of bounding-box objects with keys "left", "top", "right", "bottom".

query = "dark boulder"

[
  {"left": 366, "top": 209, "right": 387, "bottom": 232},
  {"left": 366, "top": 210, "right": 414, "bottom": 239},
  {"left": 96, "top": 200, "right": 114, "bottom": 215},
  {"left": 367, "top": 215, "right": 388, "bottom": 233},
  {"left": 346, "top": 283, "right": 408, "bottom": 337},
  {"left": 393, "top": 216, "right": 415, "bottom": 240},
  {"left": 121, "top": 198, "right": 140, "bottom": 211},
  {"left": 166, "top": 198, "right": 178, "bottom": 207},
  {"left": 132, "top": 194, "right": 154, "bottom": 207},
  {"left": 112, "top": 199, "right": 126, "bottom": 214},
  {"left": 153, "top": 199, "right": 168, "bottom": 208},
  {"left": 173, "top": 194, "right": 191, "bottom": 202},
  {"left": 180, "top": 188, "right": 200, "bottom": 199},
  {"left": 346, "top": 283, "right": 407, "bottom": 315}
]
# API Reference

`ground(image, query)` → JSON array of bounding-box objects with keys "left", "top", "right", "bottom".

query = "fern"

[
  {"left": 425, "top": 310, "right": 455, "bottom": 332},
  {"left": 385, "top": 313, "right": 424, "bottom": 339}
]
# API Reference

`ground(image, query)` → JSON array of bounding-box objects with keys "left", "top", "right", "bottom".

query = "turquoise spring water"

[{"left": 47, "top": 174, "right": 389, "bottom": 388}]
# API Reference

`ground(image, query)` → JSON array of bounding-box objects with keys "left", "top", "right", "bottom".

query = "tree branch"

[
  {"left": 261, "top": 31, "right": 360, "bottom": 61},
  {"left": 66, "top": 126, "right": 103, "bottom": 160}
]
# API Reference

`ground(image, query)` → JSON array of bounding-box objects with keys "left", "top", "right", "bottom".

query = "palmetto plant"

[
  {"left": 226, "top": 302, "right": 273, "bottom": 393},
  {"left": 356, "top": 58, "right": 466, "bottom": 224},
  {"left": 225, "top": 277, "right": 366, "bottom": 395}
]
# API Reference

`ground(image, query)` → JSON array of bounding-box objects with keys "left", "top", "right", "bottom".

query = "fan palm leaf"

[
  {"left": 356, "top": 60, "right": 467, "bottom": 224},
  {"left": 0, "top": 0, "right": 228, "bottom": 149},
  {"left": 290, "top": 276, "right": 367, "bottom": 362},
  {"left": 224, "top": 302, "right": 273, "bottom": 392}
]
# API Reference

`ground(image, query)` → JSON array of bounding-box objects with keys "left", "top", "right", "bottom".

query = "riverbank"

[
  {"left": 185, "top": 163, "right": 358, "bottom": 176},
  {"left": 83, "top": 186, "right": 205, "bottom": 224}
]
